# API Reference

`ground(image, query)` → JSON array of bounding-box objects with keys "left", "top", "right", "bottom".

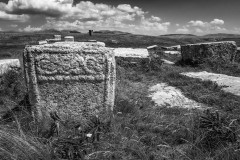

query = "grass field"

[{"left": 1, "top": 31, "right": 240, "bottom": 159}]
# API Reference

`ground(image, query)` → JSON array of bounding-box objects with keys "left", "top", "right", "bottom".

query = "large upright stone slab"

[
  {"left": 23, "top": 42, "right": 115, "bottom": 125},
  {"left": 181, "top": 41, "right": 237, "bottom": 62}
]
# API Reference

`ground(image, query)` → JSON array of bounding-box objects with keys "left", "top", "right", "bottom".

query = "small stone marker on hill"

[
  {"left": 23, "top": 42, "right": 116, "bottom": 127},
  {"left": 89, "top": 30, "right": 93, "bottom": 36},
  {"left": 181, "top": 41, "right": 238, "bottom": 62},
  {"left": 64, "top": 36, "right": 74, "bottom": 42}
]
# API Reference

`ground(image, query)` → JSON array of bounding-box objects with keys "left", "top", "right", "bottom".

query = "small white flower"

[{"left": 86, "top": 133, "right": 92, "bottom": 138}]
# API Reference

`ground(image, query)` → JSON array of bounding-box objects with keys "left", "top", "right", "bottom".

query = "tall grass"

[{"left": 1, "top": 61, "right": 240, "bottom": 159}]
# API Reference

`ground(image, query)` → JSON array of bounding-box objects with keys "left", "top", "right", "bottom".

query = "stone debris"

[
  {"left": 0, "top": 59, "right": 20, "bottom": 76},
  {"left": 38, "top": 40, "right": 48, "bottom": 45},
  {"left": 54, "top": 35, "right": 61, "bottom": 41},
  {"left": 147, "top": 45, "right": 158, "bottom": 59},
  {"left": 64, "top": 36, "right": 74, "bottom": 42},
  {"left": 149, "top": 83, "right": 205, "bottom": 109},
  {"left": 114, "top": 48, "right": 149, "bottom": 58},
  {"left": 161, "top": 45, "right": 181, "bottom": 51},
  {"left": 24, "top": 42, "right": 116, "bottom": 128},
  {"left": 181, "top": 71, "right": 240, "bottom": 96},
  {"left": 161, "top": 59, "right": 175, "bottom": 65},
  {"left": 163, "top": 51, "right": 181, "bottom": 55},
  {"left": 111, "top": 40, "right": 118, "bottom": 44},
  {"left": 181, "top": 41, "right": 237, "bottom": 62},
  {"left": 147, "top": 45, "right": 158, "bottom": 50},
  {"left": 88, "top": 40, "right": 97, "bottom": 42}
]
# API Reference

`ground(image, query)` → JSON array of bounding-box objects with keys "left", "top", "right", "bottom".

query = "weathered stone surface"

[
  {"left": 181, "top": 41, "right": 237, "bottom": 62},
  {"left": 23, "top": 42, "right": 115, "bottom": 126},
  {"left": 149, "top": 83, "right": 207, "bottom": 109},
  {"left": 0, "top": 59, "right": 20, "bottom": 76},
  {"left": 161, "top": 45, "right": 180, "bottom": 51},
  {"left": 114, "top": 48, "right": 149, "bottom": 58},
  {"left": 181, "top": 71, "right": 240, "bottom": 96},
  {"left": 147, "top": 45, "right": 158, "bottom": 59},
  {"left": 38, "top": 40, "right": 48, "bottom": 45},
  {"left": 115, "top": 56, "right": 150, "bottom": 69},
  {"left": 64, "top": 36, "right": 74, "bottom": 42},
  {"left": 114, "top": 48, "right": 150, "bottom": 69},
  {"left": 54, "top": 35, "right": 61, "bottom": 41}
]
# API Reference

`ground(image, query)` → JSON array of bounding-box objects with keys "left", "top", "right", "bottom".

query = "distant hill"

[
  {"left": 160, "top": 34, "right": 197, "bottom": 38},
  {"left": 203, "top": 33, "right": 240, "bottom": 38},
  {"left": 36, "top": 29, "right": 61, "bottom": 34},
  {"left": 61, "top": 30, "right": 81, "bottom": 34},
  {"left": 93, "top": 30, "right": 131, "bottom": 35}
]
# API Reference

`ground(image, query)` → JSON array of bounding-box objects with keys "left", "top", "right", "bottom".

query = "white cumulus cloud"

[
  {"left": 2, "top": 0, "right": 170, "bottom": 35},
  {"left": 210, "top": 19, "right": 224, "bottom": 25},
  {"left": 176, "top": 18, "right": 227, "bottom": 34}
]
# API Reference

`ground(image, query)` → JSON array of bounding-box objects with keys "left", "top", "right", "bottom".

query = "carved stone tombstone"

[{"left": 23, "top": 42, "right": 115, "bottom": 127}]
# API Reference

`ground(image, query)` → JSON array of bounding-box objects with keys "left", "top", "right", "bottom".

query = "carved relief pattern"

[{"left": 35, "top": 53, "right": 106, "bottom": 81}]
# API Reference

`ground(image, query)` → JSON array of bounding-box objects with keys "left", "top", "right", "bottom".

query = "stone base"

[
  {"left": 116, "top": 56, "right": 150, "bottom": 70},
  {"left": 181, "top": 41, "right": 237, "bottom": 63}
]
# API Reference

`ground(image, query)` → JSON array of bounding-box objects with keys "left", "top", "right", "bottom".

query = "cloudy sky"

[{"left": 0, "top": 0, "right": 239, "bottom": 35}]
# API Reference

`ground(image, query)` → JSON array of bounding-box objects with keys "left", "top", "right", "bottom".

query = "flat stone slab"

[
  {"left": 163, "top": 51, "right": 181, "bottom": 55},
  {"left": 181, "top": 41, "right": 237, "bottom": 62},
  {"left": 24, "top": 42, "right": 116, "bottom": 125},
  {"left": 148, "top": 83, "right": 205, "bottom": 109},
  {"left": 0, "top": 59, "right": 20, "bottom": 76},
  {"left": 181, "top": 71, "right": 240, "bottom": 96},
  {"left": 161, "top": 59, "right": 175, "bottom": 65},
  {"left": 114, "top": 48, "right": 149, "bottom": 58}
]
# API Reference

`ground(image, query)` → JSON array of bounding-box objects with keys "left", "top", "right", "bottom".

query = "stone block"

[
  {"left": 23, "top": 42, "right": 116, "bottom": 126},
  {"left": 115, "top": 56, "right": 150, "bottom": 70},
  {"left": 114, "top": 48, "right": 150, "bottom": 70},
  {"left": 38, "top": 40, "right": 48, "bottom": 45},
  {"left": 64, "top": 36, "right": 74, "bottom": 42},
  {"left": 147, "top": 45, "right": 158, "bottom": 58},
  {"left": 114, "top": 48, "right": 149, "bottom": 58},
  {"left": 54, "top": 35, "right": 61, "bottom": 41},
  {"left": 181, "top": 41, "right": 237, "bottom": 62}
]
